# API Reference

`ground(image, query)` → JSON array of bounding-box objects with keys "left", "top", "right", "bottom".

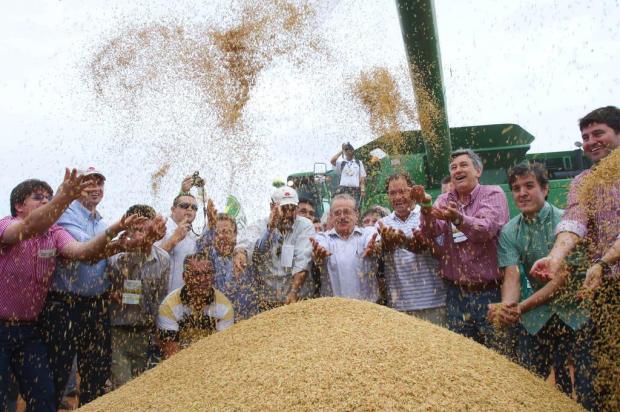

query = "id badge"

[
  {"left": 38, "top": 248, "right": 57, "bottom": 258},
  {"left": 451, "top": 224, "right": 468, "bottom": 244},
  {"left": 122, "top": 279, "right": 142, "bottom": 305},
  {"left": 280, "top": 244, "right": 295, "bottom": 268}
]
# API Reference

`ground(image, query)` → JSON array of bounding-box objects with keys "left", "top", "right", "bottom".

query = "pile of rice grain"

[{"left": 80, "top": 298, "right": 581, "bottom": 411}]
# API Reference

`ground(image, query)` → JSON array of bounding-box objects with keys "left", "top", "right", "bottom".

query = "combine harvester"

[{"left": 287, "top": 0, "right": 591, "bottom": 217}]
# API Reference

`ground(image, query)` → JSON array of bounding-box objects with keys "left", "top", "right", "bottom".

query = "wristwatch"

[{"left": 593, "top": 258, "right": 612, "bottom": 276}]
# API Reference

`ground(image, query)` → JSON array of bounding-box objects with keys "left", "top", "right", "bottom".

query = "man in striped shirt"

[
  {"left": 158, "top": 252, "right": 234, "bottom": 359},
  {"left": 416, "top": 149, "right": 509, "bottom": 348},
  {"left": 376, "top": 173, "right": 447, "bottom": 326}
]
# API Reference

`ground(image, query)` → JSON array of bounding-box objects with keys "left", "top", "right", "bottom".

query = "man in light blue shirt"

[
  {"left": 311, "top": 194, "right": 380, "bottom": 302},
  {"left": 40, "top": 167, "right": 113, "bottom": 407}
]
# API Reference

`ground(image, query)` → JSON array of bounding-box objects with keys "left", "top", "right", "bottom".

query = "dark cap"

[{"left": 343, "top": 142, "right": 354, "bottom": 151}]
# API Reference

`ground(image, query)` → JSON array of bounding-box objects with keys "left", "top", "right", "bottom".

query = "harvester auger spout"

[{"left": 395, "top": 0, "right": 452, "bottom": 188}]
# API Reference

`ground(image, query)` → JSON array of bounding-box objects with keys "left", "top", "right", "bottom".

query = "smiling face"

[
  {"left": 330, "top": 197, "right": 357, "bottom": 237},
  {"left": 449, "top": 154, "right": 482, "bottom": 196},
  {"left": 581, "top": 122, "right": 620, "bottom": 164},
  {"left": 15, "top": 189, "right": 53, "bottom": 219},
  {"left": 296, "top": 202, "right": 315, "bottom": 221},
  {"left": 510, "top": 173, "right": 547, "bottom": 219},
  {"left": 387, "top": 177, "right": 413, "bottom": 218},
  {"left": 80, "top": 175, "right": 105, "bottom": 210}
]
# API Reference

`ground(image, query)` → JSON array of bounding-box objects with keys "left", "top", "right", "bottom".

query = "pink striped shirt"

[
  {"left": 0, "top": 216, "right": 75, "bottom": 321},
  {"left": 556, "top": 170, "right": 620, "bottom": 277},
  {"left": 420, "top": 184, "right": 509, "bottom": 286}
]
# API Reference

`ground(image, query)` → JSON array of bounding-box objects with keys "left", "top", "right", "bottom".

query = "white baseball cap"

[
  {"left": 271, "top": 186, "right": 299, "bottom": 207},
  {"left": 79, "top": 166, "right": 106, "bottom": 181}
]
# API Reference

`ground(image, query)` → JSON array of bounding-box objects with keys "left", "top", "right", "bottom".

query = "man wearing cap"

[
  {"left": 253, "top": 187, "right": 314, "bottom": 309},
  {"left": 330, "top": 143, "right": 366, "bottom": 208},
  {"left": 40, "top": 166, "right": 116, "bottom": 406}
]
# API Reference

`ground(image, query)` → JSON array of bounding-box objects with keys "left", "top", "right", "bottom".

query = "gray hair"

[
  {"left": 450, "top": 148, "right": 483, "bottom": 172},
  {"left": 331, "top": 193, "right": 357, "bottom": 211}
]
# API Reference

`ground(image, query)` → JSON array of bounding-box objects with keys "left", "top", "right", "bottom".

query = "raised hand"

[
  {"left": 233, "top": 249, "right": 248, "bottom": 278},
  {"left": 362, "top": 232, "right": 381, "bottom": 257},
  {"left": 310, "top": 237, "right": 331, "bottom": 264},
  {"left": 431, "top": 201, "right": 461, "bottom": 223},
  {"left": 181, "top": 175, "right": 193, "bottom": 193},
  {"left": 56, "top": 168, "right": 89, "bottom": 201},
  {"left": 530, "top": 256, "right": 561, "bottom": 282},
  {"left": 410, "top": 184, "right": 431, "bottom": 204},
  {"left": 377, "top": 221, "right": 407, "bottom": 251},
  {"left": 267, "top": 203, "right": 281, "bottom": 231},
  {"left": 146, "top": 215, "right": 167, "bottom": 243},
  {"left": 578, "top": 263, "right": 604, "bottom": 300},
  {"left": 207, "top": 198, "right": 217, "bottom": 230}
]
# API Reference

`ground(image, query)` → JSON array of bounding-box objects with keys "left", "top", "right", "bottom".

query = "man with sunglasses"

[
  {"left": 157, "top": 178, "right": 199, "bottom": 294},
  {"left": 253, "top": 187, "right": 314, "bottom": 310}
]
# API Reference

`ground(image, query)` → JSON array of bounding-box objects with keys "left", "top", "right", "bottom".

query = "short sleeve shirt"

[
  {"left": 0, "top": 216, "right": 75, "bottom": 320},
  {"left": 497, "top": 202, "right": 588, "bottom": 334},
  {"left": 335, "top": 158, "right": 366, "bottom": 188},
  {"left": 157, "top": 287, "right": 234, "bottom": 346}
]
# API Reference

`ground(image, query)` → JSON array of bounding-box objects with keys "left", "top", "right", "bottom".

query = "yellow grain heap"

[{"left": 80, "top": 298, "right": 582, "bottom": 411}]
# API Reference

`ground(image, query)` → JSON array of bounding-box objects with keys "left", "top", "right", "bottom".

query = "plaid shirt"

[
  {"left": 420, "top": 184, "right": 509, "bottom": 286},
  {"left": 556, "top": 169, "right": 620, "bottom": 277}
]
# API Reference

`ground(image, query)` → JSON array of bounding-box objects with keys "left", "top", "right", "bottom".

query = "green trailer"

[{"left": 287, "top": 0, "right": 590, "bottom": 218}]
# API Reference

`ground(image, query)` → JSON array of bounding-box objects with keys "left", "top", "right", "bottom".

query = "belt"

[
  {"left": 0, "top": 318, "right": 38, "bottom": 326},
  {"left": 47, "top": 291, "right": 110, "bottom": 304},
  {"left": 452, "top": 280, "right": 500, "bottom": 293}
]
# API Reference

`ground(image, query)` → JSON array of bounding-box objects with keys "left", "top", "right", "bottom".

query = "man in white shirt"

[
  {"left": 330, "top": 142, "right": 366, "bottom": 208},
  {"left": 156, "top": 176, "right": 199, "bottom": 293},
  {"left": 310, "top": 194, "right": 380, "bottom": 302},
  {"left": 253, "top": 187, "right": 314, "bottom": 309}
]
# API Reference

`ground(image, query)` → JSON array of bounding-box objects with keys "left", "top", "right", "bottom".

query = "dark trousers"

[
  {"left": 0, "top": 321, "right": 55, "bottom": 412},
  {"left": 39, "top": 292, "right": 111, "bottom": 408},
  {"left": 518, "top": 316, "right": 599, "bottom": 411},
  {"left": 445, "top": 283, "right": 501, "bottom": 350}
]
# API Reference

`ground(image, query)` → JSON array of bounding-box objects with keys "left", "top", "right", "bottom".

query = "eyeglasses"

[
  {"left": 331, "top": 208, "right": 354, "bottom": 217},
  {"left": 177, "top": 202, "right": 198, "bottom": 211},
  {"left": 31, "top": 193, "right": 53, "bottom": 202}
]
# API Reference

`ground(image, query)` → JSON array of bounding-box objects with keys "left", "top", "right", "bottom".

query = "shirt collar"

[
  {"left": 390, "top": 205, "right": 420, "bottom": 223},
  {"left": 327, "top": 226, "right": 363, "bottom": 238},
  {"left": 71, "top": 200, "right": 102, "bottom": 221},
  {"left": 521, "top": 201, "right": 551, "bottom": 224},
  {"left": 448, "top": 184, "right": 480, "bottom": 206}
]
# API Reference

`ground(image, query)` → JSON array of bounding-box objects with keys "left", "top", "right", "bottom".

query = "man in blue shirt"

[{"left": 39, "top": 167, "right": 169, "bottom": 407}]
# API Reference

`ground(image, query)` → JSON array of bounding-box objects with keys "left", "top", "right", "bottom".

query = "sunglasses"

[
  {"left": 177, "top": 202, "right": 198, "bottom": 211},
  {"left": 31, "top": 193, "right": 53, "bottom": 202}
]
